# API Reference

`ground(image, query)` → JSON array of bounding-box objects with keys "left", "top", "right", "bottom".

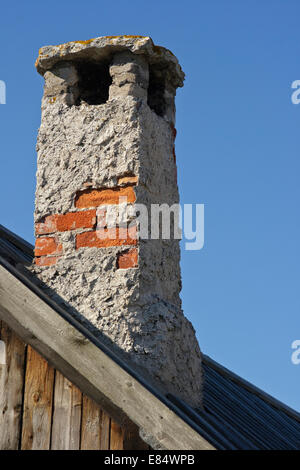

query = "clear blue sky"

[{"left": 0, "top": 1, "right": 299, "bottom": 411}]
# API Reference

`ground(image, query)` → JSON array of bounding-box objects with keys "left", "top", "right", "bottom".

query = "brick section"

[
  {"left": 171, "top": 124, "right": 177, "bottom": 163},
  {"left": 35, "top": 215, "right": 57, "bottom": 235},
  {"left": 117, "top": 248, "right": 138, "bottom": 269},
  {"left": 76, "top": 226, "right": 137, "bottom": 249},
  {"left": 35, "top": 237, "right": 62, "bottom": 257},
  {"left": 117, "top": 175, "right": 138, "bottom": 186},
  {"left": 75, "top": 186, "right": 136, "bottom": 209},
  {"left": 35, "top": 256, "right": 60, "bottom": 267},
  {"left": 36, "top": 210, "right": 96, "bottom": 235}
]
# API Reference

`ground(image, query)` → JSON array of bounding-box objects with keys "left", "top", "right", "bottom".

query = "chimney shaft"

[{"left": 33, "top": 36, "right": 202, "bottom": 406}]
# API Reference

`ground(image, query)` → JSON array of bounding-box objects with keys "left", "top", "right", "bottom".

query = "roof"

[
  {"left": 167, "top": 356, "right": 300, "bottom": 450},
  {"left": 0, "top": 223, "right": 300, "bottom": 450}
]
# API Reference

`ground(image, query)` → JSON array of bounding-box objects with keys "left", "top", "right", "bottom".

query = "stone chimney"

[{"left": 33, "top": 36, "right": 202, "bottom": 407}]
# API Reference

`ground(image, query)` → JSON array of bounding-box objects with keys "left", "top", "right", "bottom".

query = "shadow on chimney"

[{"left": 147, "top": 65, "right": 166, "bottom": 117}]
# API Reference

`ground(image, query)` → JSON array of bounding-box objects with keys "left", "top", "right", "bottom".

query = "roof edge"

[{"left": 0, "top": 255, "right": 214, "bottom": 450}]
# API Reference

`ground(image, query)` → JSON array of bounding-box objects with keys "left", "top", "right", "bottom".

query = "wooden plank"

[
  {"left": 81, "top": 395, "right": 110, "bottom": 450},
  {"left": 99, "top": 408, "right": 111, "bottom": 449},
  {"left": 110, "top": 419, "right": 124, "bottom": 450},
  {"left": 51, "top": 371, "right": 82, "bottom": 450},
  {"left": 0, "top": 321, "right": 26, "bottom": 450},
  {"left": 21, "top": 346, "right": 55, "bottom": 450},
  {"left": 0, "top": 264, "right": 215, "bottom": 450},
  {"left": 0, "top": 337, "right": 5, "bottom": 365}
]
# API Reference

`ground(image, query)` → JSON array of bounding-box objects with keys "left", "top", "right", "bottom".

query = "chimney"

[{"left": 33, "top": 36, "right": 202, "bottom": 407}]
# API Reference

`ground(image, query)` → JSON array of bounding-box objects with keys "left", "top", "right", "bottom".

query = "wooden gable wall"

[{"left": 0, "top": 320, "right": 149, "bottom": 450}]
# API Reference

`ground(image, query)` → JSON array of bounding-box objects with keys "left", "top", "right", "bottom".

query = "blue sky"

[{"left": 0, "top": 0, "right": 299, "bottom": 411}]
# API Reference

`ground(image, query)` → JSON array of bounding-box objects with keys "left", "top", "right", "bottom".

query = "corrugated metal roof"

[
  {"left": 0, "top": 224, "right": 33, "bottom": 266},
  {"left": 167, "top": 356, "right": 300, "bottom": 450},
  {"left": 201, "top": 356, "right": 300, "bottom": 449},
  {"left": 1, "top": 223, "right": 300, "bottom": 450}
]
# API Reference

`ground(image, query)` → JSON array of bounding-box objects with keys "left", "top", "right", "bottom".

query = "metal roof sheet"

[{"left": 201, "top": 356, "right": 300, "bottom": 449}]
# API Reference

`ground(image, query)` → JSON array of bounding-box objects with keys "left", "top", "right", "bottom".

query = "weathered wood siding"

[{"left": 0, "top": 321, "right": 148, "bottom": 450}]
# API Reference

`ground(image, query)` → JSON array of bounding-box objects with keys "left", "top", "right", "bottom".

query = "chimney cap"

[{"left": 35, "top": 35, "right": 185, "bottom": 88}]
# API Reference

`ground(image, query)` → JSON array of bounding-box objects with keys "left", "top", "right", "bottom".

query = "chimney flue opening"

[
  {"left": 147, "top": 65, "right": 167, "bottom": 118},
  {"left": 75, "top": 60, "right": 112, "bottom": 105}
]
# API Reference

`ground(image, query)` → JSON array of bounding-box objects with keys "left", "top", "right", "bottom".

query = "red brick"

[
  {"left": 76, "top": 226, "right": 137, "bottom": 249},
  {"left": 35, "top": 237, "right": 62, "bottom": 257},
  {"left": 117, "top": 248, "right": 138, "bottom": 269},
  {"left": 75, "top": 186, "right": 136, "bottom": 209},
  {"left": 35, "top": 256, "right": 60, "bottom": 267},
  {"left": 36, "top": 210, "right": 96, "bottom": 235},
  {"left": 35, "top": 215, "right": 57, "bottom": 235}
]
